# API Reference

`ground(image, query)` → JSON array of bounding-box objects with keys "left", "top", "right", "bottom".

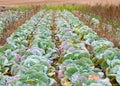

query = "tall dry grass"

[{"left": 78, "top": 4, "right": 120, "bottom": 28}]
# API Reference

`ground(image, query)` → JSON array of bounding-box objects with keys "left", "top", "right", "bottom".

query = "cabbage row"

[
  {"left": 55, "top": 11, "right": 113, "bottom": 86},
  {"left": 10, "top": 10, "right": 57, "bottom": 86},
  {"left": 0, "top": 10, "right": 25, "bottom": 34},
  {"left": 0, "top": 10, "right": 55, "bottom": 86},
  {"left": 56, "top": 10, "right": 120, "bottom": 85}
]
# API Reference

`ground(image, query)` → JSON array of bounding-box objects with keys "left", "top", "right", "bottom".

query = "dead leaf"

[
  {"left": 88, "top": 74, "right": 100, "bottom": 80},
  {"left": 61, "top": 77, "right": 71, "bottom": 86}
]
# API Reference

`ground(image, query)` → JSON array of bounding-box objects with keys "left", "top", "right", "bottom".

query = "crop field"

[{"left": 0, "top": 1, "right": 120, "bottom": 86}]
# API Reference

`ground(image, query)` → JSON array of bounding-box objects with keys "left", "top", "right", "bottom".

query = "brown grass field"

[{"left": 0, "top": 0, "right": 120, "bottom": 6}]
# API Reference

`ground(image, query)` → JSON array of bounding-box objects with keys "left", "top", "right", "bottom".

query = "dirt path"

[{"left": 0, "top": 0, "right": 120, "bottom": 6}]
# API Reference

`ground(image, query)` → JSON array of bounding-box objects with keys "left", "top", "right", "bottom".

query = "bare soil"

[{"left": 0, "top": 0, "right": 120, "bottom": 6}]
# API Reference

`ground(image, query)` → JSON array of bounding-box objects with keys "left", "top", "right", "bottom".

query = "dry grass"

[{"left": 78, "top": 5, "right": 120, "bottom": 28}]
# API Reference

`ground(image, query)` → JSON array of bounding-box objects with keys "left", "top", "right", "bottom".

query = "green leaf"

[{"left": 65, "top": 65, "right": 78, "bottom": 80}]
